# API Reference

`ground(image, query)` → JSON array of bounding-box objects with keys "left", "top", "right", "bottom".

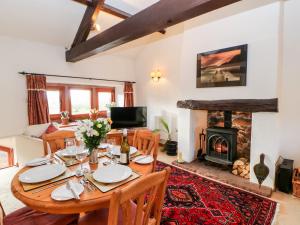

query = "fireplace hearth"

[{"left": 205, "top": 111, "right": 238, "bottom": 165}]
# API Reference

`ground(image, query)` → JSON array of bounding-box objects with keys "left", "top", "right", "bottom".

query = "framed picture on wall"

[{"left": 196, "top": 44, "right": 248, "bottom": 88}]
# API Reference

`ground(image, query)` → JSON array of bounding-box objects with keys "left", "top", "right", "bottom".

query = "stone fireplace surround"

[{"left": 177, "top": 99, "right": 279, "bottom": 189}]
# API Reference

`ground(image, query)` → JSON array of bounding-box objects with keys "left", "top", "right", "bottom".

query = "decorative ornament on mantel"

[
  {"left": 254, "top": 154, "right": 269, "bottom": 188},
  {"left": 150, "top": 70, "right": 162, "bottom": 82}
]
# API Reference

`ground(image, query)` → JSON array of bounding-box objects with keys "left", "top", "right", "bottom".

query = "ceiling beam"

[
  {"left": 72, "top": 0, "right": 166, "bottom": 34},
  {"left": 71, "top": 0, "right": 104, "bottom": 48},
  {"left": 73, "top": 0, "right": 130, "bottom": 19},
  {"left": 66, "top": 0, "right": 241, "bottom": 62}
]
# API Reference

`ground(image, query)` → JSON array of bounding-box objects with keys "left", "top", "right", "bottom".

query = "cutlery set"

[{"left": 24, "top": 148, "right": 150, "bottom": 201}]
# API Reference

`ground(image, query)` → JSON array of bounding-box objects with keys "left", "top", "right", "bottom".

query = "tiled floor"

[{"left": 0, "top": 152, "right": 299, "bottom": 225}]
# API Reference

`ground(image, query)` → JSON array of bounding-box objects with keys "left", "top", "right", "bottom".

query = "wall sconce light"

[
  {"left": 150, "top": 70, "right": 162, "bottom": 82},
  {"left": 91, "top": 23, "right": 101, "bottom": 32}
]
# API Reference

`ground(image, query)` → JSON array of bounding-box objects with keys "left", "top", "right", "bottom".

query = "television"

[{"left": 110, "top": 107, "right": 147, "bottom": 129}]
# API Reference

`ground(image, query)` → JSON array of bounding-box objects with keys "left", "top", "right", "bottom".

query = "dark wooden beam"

[
  {"left": 72, "top": 0, "right": 166, "bottom": 34},
  {"left": 66, "top": 0, "right": 240, "bottom": 62},
  {"left": 71, "top": 0, "right": 103, "bottom": 48},
  {"left": 101, "top": 3, "right": 131, "bottom": 19},
  {"left": 177, "top": 99, "right": 278, "bottom": 112},
  {"left": 73, "top": 0, "right": 131, "bottom": 19}
]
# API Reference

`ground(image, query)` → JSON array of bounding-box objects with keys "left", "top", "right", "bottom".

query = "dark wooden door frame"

[{"left": 66, "top": 0, "right": 241, "bottom": 62}]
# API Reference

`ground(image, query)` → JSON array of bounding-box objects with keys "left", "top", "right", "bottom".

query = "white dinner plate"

[
  {"left": 59, "top": 147, "right": 77, "bottom": 157},
  {"left": 133, "top": 155, "right": 154, "bottom": 164},
  {"left": 19, "top": 164, "right": 67, "bottom": 184},
  {"left": 25, "top": 157, "right": 50, "bottom": 167},
  {"left": 51, "top": 182, "right": 84, "bottom": 201},
  {"left": 93, "top": 164, "right": 132, "bottom": 183},
  {"left": 111, "top": 146, "right": 138, "bottom": 156},
  {"left": 98, "top": 143, "right": 109, "bottom": 149}
]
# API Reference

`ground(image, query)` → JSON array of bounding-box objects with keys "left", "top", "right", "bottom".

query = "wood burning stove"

[{"left": 205, "top": 111, "right": 238, "bottom": 165}]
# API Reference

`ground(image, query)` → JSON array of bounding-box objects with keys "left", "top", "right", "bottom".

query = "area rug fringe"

[{"left": 271, "top": 202, "right": 280, "bottom": 225}]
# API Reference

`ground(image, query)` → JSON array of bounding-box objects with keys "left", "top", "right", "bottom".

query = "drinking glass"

[
  {"left": 107, "top": 139, "right": 117, "bottom": 164},
  {"left": 65, "top": 138, "right": 76, "bottom": 151},
  {"left": 75, "top": 146, "right": 88, "bottom": 176}
]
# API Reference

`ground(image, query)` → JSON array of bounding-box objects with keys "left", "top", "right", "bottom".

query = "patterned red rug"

[{"left": 156, "top": 161, "right": 277, "bottom": 225}]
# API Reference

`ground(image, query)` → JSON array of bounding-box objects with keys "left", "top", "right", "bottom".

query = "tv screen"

[{"left": 110, "top": 107, "right": 147, "bottom": 129}]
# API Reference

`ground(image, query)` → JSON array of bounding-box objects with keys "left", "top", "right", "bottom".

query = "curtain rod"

[{"left": 18, "top": 71, "right": 136, "bottom": 84}]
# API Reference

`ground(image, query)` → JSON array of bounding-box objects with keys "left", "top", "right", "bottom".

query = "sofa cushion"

[
  {"left": 24, "top": 123, "right": 50, "bottom": 138},
  {"left": 43, "top": 124, "right": 58, "bottom": 136}
]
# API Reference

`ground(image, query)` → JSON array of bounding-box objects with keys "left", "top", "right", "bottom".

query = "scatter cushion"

[
  {"left": 24, "top": 123, "right": 50, "bottom": 138},
  {"left": 43, "top": 124, "right": 58, "bottom": 135},
  {"left": 3, "top": 206, "right": 79, "bottom": 225}
]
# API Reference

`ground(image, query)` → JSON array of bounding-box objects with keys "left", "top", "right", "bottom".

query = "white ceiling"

[{"left": 0, "top": 0, "right": 159, "bottom": 48}]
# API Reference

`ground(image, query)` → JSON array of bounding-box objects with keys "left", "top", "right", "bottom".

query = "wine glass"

[
  {"left": 65, "top": 138, "right": 76, "bottom": 152},
  {"left": 75, "top": 145, "right": 88, "bottom": 176},
  {"left": 107, "top": 139, "right": 117, "bottom": 164}
]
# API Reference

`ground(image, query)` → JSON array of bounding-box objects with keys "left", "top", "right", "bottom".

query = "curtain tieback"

[{"left": 27, "top": 88, "right": 46, "bottom": 92}]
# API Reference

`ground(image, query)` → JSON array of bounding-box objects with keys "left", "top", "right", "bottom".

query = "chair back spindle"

[{"left": 107, "top": 167, "right": 171, "bottom": 225}]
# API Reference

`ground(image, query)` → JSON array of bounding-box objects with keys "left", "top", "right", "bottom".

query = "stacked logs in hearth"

[{"left": 232, "top": 158, "right": 250, "bottom": 179}]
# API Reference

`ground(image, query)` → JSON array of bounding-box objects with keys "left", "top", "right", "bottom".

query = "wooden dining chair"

[
  {"left": 0, "top": 201, "right": 79, "bottom": 225},
  {"left": 78, "top": 167, "right": 171, "bottom": 225},
  {"left": 132, "top": 130, "right": 160, "bottom": 172},
  {"left": 42, "top": 130, "right": 76, "bottom": 155}
]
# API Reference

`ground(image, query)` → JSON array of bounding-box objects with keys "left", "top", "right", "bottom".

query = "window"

[
  {"left": 47, "top": 90, "right": 60, "bottom": 115},
  {"left": 46, "top": 84, "right": 116, "bottom": 121},
  {"left": 98, "top": 92, "right": 112, "bottom": 111},
  {"left": 0, "top": 146, "right": 14, "bottom": 169},
  {"left": 70, "top": 89, "right": 91, "bottom": 115}
]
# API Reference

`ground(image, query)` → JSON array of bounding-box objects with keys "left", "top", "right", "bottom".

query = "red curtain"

[
  {"left": 26, "top": 75, "right": 50, "bottom": 125},
  {"left": 124, "top": 82, "right": 134, "bottom": 107}
]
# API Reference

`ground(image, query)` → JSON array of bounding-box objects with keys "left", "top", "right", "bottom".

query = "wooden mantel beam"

[
  {"left": 177, "top": 99, "right": 279, "bottom": 112},
  {"left": 66, "top": 0, "right": 240, "bottom": 62}
]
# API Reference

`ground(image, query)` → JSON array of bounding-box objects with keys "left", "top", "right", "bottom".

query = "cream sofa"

[{"left": 14, "top": 135, "right": 44, "bottom": 166}]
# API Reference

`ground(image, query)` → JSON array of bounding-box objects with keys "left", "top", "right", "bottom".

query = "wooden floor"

[{"left": 0, "top": 152, "right": 299, "bottom": 225}]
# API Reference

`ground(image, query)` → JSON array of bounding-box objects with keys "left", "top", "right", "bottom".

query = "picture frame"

[{"left": 197, "top": 44, "right": 248, "bottom": 88}]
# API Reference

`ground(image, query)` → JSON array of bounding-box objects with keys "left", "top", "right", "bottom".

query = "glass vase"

[{"left": 89, "top": 148, "right": 98, "bottom": 164}]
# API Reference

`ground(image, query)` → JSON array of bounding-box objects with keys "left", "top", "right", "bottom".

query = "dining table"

[{"left": 11, "top": 152, "right": 153, "bottom": 215}]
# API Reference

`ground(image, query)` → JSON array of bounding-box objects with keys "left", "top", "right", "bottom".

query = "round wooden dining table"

[{"left": 11, "top": 158, "right": 153, "bottom": 214}]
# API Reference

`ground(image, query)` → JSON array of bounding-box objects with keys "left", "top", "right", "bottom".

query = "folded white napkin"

[
  {"left": 25, "top": 157, "right": 50, "bottom": 166},
  {"left": 51, "top": 181, "right": 83, "bottom": 201}
]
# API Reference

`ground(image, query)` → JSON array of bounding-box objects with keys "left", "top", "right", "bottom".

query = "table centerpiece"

[{"left": 75, "top": 118, "right": 112, "bottom": 164}]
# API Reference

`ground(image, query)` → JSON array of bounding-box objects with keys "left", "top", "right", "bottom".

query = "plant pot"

[
  {"left": 89, "top": 149, "right": 98, "bottom": 164},
  {"left": 61, "top": 118, "right": 69, "bottom": 125},
  {"left": 165, "top": 141, "right": 178, "bottom": 156}
]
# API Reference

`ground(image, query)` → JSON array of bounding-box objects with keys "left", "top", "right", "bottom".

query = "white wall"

[
  {"left": 135, "top": 28, "right": 183, "bottom": 140},
  {"left": 135, "top": 2, "right": 281, "bottom": 136},
  {"left": 0, "top": 36, "right": 135, "bottom": 137},
  {"left": 279, "top": 0, "right": 300, "bottom": 166},
  {"left": 135, "top": 0, "right": 300, "bottom": 187},
  {"left": 179, "top": 3, "right": 280, "bottom": 100}
]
